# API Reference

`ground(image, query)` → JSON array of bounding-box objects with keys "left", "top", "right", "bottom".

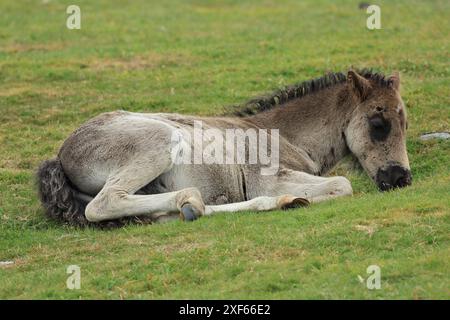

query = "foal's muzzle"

[{"left": 376, "top": 165, "right": 412, "bottom": 191}]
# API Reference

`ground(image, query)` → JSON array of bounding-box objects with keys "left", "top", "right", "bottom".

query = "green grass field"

[{"left": 0, "top": 0, "right": 449, "bottom": 299}]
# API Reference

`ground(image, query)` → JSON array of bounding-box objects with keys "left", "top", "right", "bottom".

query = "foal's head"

[{"left": 344, "top": 70, "right": 411, "bottom": 191}]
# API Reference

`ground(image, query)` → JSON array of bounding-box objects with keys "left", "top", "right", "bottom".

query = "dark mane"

[{"left": 231, "top": 69, "right": 392, "bottom": 117}]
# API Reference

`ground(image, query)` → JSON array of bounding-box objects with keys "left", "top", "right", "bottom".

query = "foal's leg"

[
  {"left": 266, "top": 169, "right": 353, "bottom": 203},
  {"left": 84, "top": 160, "right": 205, "bottom": 223},
  {"left": 274, "top": 180, "right": 352, "bottom": 203},
  {"left": 204, "top": 195, "right": 309, "bottom": 216},
  {"left": 204, "top": 170, "right": 351, "bottom": 216}
]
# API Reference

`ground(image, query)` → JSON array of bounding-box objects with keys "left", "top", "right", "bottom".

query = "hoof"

[
  {"left": 180, "top": 203, "right": 201, "bottom": 222},
  {"left": 280, "top": 196, "right": 310, "bottom": 210}
]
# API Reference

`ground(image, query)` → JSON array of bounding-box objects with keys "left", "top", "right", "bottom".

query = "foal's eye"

[
  {"left": 369, "top": 115, "right": 385, "bottom": 128},
  {"left": 368, "top": 115, "right": 391, "bottom": 142}
]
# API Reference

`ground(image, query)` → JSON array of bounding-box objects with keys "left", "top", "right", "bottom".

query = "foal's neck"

[{"left": 247, "top": 85, "right": 354, "bottom": 174}]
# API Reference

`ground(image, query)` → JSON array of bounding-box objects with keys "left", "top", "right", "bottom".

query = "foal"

[{"left": 38, "top": 70, "right": 411, "bottom": 226}]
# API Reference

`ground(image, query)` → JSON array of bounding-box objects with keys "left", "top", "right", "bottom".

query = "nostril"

[
  {"left": 393, "top": 171, "right": 412, "bottom": 188},
  {"left": 394, "top": 176, "right": 407, "bottom": 188}
]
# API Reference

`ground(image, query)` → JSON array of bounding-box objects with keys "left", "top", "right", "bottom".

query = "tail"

[
  {"left": 37, "top": 158, "right": 153, "bottom": 228},
  {"left": 37, "top": 158, "right": 89, "bottom": 226}
]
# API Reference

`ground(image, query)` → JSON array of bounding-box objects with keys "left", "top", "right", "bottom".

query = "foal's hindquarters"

[{"left": 57, "top": 111, "right": 352, "bottom": 224}]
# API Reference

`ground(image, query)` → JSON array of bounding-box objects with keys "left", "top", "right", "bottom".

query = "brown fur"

[{"left": 231, "top": 70, "right": 410, "bottom": 180}]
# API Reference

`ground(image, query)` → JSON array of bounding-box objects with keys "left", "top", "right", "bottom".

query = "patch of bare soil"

[
  {"left": 1, "top": 43, "right": 65, "bottom": 53},
  {"left": 88, "top": 52, "right": 191, "bottom": 71}
]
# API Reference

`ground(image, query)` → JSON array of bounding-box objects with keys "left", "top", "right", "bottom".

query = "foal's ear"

[
  {"left": 388, "top": 71, "right": 400, "bottom": 91},
  {"left": 347, "top": 70, "right": 371, "bottom": 101}
]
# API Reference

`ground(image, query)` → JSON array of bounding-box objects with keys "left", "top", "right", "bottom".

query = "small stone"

[{"left": 420, "top": 132, "right": 450, "bottom": 141}]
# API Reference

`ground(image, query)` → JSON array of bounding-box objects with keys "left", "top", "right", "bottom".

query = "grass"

[{"left": 0, "top": 0, "right": 449, "bottom": 299}]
